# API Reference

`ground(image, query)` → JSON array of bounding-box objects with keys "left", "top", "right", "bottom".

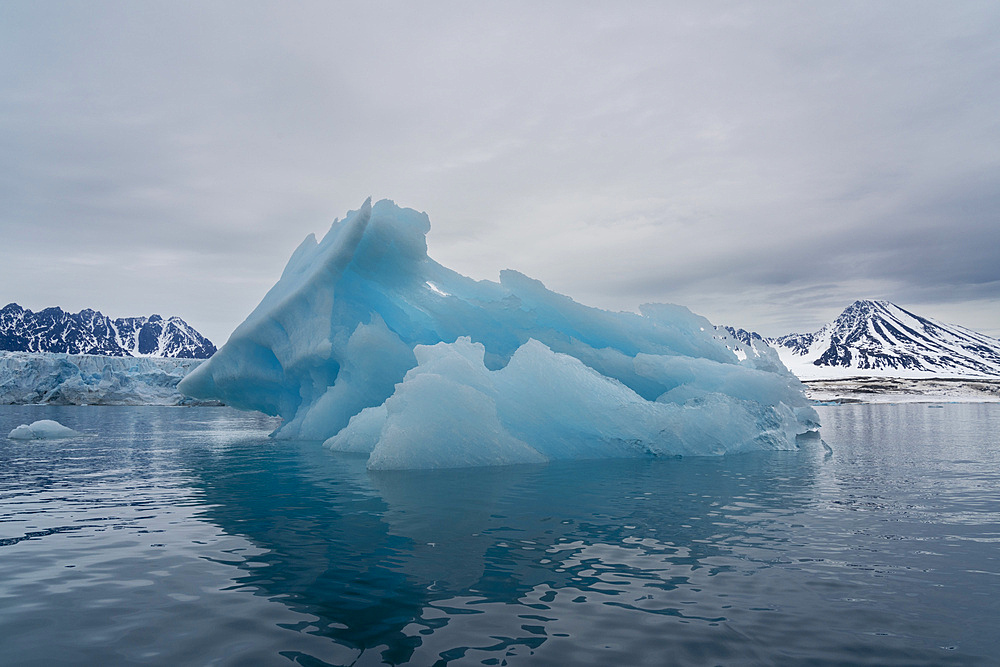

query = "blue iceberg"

[{"left": 179, "top": 199, "right": 818, "bottom": 469}]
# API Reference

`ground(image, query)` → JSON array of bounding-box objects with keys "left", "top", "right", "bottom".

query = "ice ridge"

[{"left": 179, "top": 199, "right": 818, "bottom": 469}]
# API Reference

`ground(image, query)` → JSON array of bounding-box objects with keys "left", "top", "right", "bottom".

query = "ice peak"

[{"left": 180, "top": 199, "right": 817, "bottom": 469}]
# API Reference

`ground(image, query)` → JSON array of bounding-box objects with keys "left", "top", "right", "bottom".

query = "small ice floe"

[{"left": 7, "top": 419, "right": 83, "bottom": 440}]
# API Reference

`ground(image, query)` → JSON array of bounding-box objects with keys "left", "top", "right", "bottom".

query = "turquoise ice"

[{"left": 179, "top": 199, "right": 818, "bottom": 469}]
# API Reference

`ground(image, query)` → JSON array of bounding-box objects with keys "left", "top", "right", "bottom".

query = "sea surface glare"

[{"left": 1, "top": 404, "right": 998, "bottom": 665}]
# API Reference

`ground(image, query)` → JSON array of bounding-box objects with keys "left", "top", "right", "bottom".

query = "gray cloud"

[{"left": 2, "top": 1, "right": 999, "bottom": 344}]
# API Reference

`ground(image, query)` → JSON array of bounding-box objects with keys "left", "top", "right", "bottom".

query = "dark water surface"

[{"left": 1, "top": 403, "right": 999, "bottom": 665}]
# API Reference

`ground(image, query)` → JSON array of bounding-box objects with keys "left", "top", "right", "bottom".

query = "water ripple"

[{"left": 1, "top": 403, "right": 998, "bottom": 665}]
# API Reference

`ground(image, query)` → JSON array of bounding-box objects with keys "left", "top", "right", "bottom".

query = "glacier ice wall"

[
  {"left": 0, "top": 351, "right": 211, "bottom": 405},
  {"left": 179, "top": 199, "right": 818, "bottom": 469}
]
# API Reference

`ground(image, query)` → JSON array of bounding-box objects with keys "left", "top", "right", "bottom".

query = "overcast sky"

[{"left": 2, "top": 1, "right": 999, "bottom": 345}]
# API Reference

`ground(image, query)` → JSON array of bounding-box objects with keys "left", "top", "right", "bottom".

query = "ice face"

[
  {"left": 179, "top": 198, "right": 818, "bottom": 469},
  {"left": 8, "top": 419, "right": 82, "bottom": 440},
  {"left": 0, "top": 351, "right": 210, "bottom": 406}
]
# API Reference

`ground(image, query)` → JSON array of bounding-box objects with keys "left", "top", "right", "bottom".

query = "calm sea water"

[{"left": 1, "top": 403, "right": 999, "bottom": 666}]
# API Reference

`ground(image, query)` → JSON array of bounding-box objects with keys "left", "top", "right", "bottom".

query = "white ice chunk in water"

[
  {"left": 8, "top": 419, "right": 82, "bottom": 440},
  {"left": 180, "top": 198, "right": 818, "bottom": 469}
]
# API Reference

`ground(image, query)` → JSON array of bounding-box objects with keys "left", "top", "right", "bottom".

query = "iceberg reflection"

[{"left": 188, "top": 433, "right": 830, "bottom": 664}]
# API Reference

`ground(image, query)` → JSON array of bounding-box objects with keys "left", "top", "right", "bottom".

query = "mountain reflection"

[{"left": 186, "top": 434, "right": 825, "bottom": 664}]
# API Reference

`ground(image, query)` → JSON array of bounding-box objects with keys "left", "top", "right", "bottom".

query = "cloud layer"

[{"left": 2, "top": 1, "right": 999, "bottom": 343}]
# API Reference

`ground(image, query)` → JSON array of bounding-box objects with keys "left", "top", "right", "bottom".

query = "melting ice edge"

[{"left": 180, "top": 199, "right": 818, "bottom": 469}]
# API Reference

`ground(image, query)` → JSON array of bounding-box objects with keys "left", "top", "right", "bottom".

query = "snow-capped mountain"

[
  {"left": 0, "top": 303, "right": 216, "bottom": 359},
  {"left": 746, "top": 300, "right": 1000, "bottom": 379}
]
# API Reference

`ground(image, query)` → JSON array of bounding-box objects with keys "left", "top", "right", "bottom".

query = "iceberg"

[
  {"left": 8, "top": 419, "right": 82, "bottom": 440},
  {"left": 180, "top": 199, "right": 818, "bottom": 469}
]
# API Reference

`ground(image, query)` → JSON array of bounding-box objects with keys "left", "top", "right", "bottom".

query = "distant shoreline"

[{"left": 803, "top": 376, "right": 1000, "bottom": 404}]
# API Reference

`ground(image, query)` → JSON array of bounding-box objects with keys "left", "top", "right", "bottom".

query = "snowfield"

[
  {"left": 803, "top": 377, "right": 1000, "bottom": 404},
  {"left": 771, "top": 300, "right": 1000, "bottom": 379}
]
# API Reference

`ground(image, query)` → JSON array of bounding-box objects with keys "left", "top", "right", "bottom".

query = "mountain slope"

[
  {"left": 0, "top": 303, "right": 216, "bottom": 359},
  {"left": 770, "top": 300, "right": 1000, "bottom": 379}
]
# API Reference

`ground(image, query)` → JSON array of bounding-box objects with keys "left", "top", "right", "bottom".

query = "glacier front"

[
  {"left": 179, "top": 199, "right": 818, "bottom": 469},
  {"left": 1, "top": 351, "right": 213, "bottom": 406}
]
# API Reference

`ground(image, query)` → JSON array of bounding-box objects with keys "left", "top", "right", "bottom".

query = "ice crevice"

[{"left": 179, "top": 198, "right": 818, "bottom": 469}]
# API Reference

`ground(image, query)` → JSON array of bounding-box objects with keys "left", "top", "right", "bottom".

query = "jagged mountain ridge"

[
  {"left": 0, "top": 303, "right": 216, "bottom": 359},
  {"left": 729, "top": 300, "right": 1000, "bottom": 379}
]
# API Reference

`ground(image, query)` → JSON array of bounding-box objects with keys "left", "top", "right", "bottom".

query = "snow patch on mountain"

[
  {"left": 737, "top": 300, "right": 1000, "bottom": 380},
  {"left": 0, "top": 303, "right": 216, "bottom": 358}
]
